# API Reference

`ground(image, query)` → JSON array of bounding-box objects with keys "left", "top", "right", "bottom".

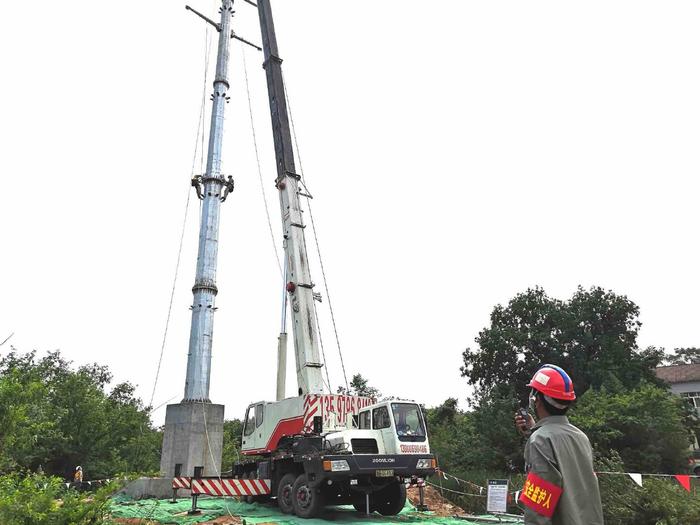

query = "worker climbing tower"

[{"left": 160, "top": 0, "right": 236, "bottom": 478}]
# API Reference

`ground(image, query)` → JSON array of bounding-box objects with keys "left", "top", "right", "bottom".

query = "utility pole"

[
  {"left": 160, "top": 0, "right": 236, "bottom": 479},
  {"left": 183, "top": 0, "right": 234, "bottom": 403},
  {"left": 257, "top": 0, "right": 325, "bottom": 397}
]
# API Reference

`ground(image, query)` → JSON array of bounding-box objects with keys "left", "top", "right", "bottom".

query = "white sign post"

[{"left": 486, "top": 479, "right": 509, "bottom": 514}]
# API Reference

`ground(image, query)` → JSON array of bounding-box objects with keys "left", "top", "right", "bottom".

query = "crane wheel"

[
  {"left": 352, "top": 499, "right": 375, "bottom": 514},
  {"left": 277, "top": 473, "right": 297, "bottom": 514},
  {"left": 374, "top": 482, "right": 406, "bottom": 516},
  {"left": 292, "top": 474, "right": 325, "bottom": 518}
]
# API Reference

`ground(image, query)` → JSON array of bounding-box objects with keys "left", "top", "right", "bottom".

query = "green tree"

[
  {"left": 570, "top": 383, "right": 698, "bottom": 473},
  {"left": 466, "top": 385, "right": 525, "bottom": 472},
  {"left": 461, "top": 286, "right": 664, "bottom": 403},
  {"left": 221, "top": 419, "right": 244, "bottom": 471},
  {"left": 424, "top": 399, "right": 477, "bottom": 473},
  {"left": 595, "top": 453, "right": 700, "bottom": 525},
  {"left": 666, "top": 347, "right": 700, "bottom": 365},
  {"left": 337, "top": 374, "right": 381, "bottom": 398},
  {"left": 429, "top": 397, "right": 459, "bottom": 426},
  {"left": 0, "top": 349, "right": 161, "bottom": 479}
]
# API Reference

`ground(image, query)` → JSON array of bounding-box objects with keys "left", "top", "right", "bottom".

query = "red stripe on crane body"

[{"left": 242, "top": 416, "right": 305, "bottom": 455}]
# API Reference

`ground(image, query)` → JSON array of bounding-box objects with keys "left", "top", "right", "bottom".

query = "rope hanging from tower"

[
  {"left": 149, "top": 18, "right": 215, "bottom": 409},
  {"left": 241, "top": 44, "right": 284, "bottom": 279}
]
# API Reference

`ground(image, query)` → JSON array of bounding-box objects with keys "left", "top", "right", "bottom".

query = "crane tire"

[
  {"left": 292, "top": 474, "right": 325, "bottom": 518},
  {"left": 352, "top": 498, "right": 375, "bottom": 514},
  {"left": 277, "top": 473, "right": 297, "bottom": 514},
  {"left": 375, "top": 482, "right": 406, "bottom": 516}
]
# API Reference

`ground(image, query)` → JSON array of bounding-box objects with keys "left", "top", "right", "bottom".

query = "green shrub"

[
  {"left": 570, "top": 384, "right": 697, "bottom": 473},
  {"left": 0, "top": 473, "right": 115, "bottom": 525},
  {"left": 596, "top": 454, "right": 700, "bottom": 525}
]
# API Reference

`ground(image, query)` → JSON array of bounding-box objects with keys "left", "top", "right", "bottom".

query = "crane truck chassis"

[
  {"left": 174, "top": 394, "right": 436, "bottom": 518},
  {"left": 236, "top": 395, "right": 436, "bottom": 518}
]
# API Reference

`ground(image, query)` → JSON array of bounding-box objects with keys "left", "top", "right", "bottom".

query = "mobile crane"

[
  {"left": 173, "top": 1, "right": 436, "bottom": 518},
  {"left": 226, "top": 1, "right": 436, "bottom": 518}
]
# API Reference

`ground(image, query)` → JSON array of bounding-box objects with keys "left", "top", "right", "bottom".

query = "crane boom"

[{"left": 257, "top": 0, "right": 324, "bottom": 396}]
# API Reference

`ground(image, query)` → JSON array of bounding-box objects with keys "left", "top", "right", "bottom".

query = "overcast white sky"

[{"left": 1, "top": 1, "right": 698, "bottom": 426}]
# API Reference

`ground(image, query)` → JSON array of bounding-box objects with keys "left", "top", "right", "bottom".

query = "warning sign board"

[{"left": 486, "top": 479, "right": 509, "bottom": 514}]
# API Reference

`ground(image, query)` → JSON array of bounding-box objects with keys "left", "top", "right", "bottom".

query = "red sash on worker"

[{"left": 519, "top": 472, "right": 563, "bottom": 518}]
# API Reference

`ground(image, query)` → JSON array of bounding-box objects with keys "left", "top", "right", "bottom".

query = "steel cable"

[
  {"left": 149, "top": 19, "right": 213, "bottom": 408},
  {"left": 241, "top": 45, "right": 284, "bottom": 278},
  {"left": 281, "top": 71, "right": 350, "bottom": 394}
]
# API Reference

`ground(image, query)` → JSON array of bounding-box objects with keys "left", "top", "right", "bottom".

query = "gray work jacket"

[{"left": 522, "top": 415, "right": 604, "bottom": 525}]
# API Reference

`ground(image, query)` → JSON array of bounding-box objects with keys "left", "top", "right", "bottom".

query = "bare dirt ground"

[
  {"left": 407, "top": 486, "right": 465, "bottom": 517},
  {"left": 199, "top": 517, "right": 244, "bottom": 524}
]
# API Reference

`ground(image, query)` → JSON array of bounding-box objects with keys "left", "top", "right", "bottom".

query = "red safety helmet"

[{"left": 527, "top": 364, "right": 576, "bottom": 402}]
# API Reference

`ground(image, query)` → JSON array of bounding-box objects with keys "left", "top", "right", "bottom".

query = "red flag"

[{"left": 675, "top": 475, "right": 691, "bottom": 492}]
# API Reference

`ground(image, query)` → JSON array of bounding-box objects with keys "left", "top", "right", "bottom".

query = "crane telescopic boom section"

[{"left": 257, "top": 0, "right": 325, "bottom": 397}]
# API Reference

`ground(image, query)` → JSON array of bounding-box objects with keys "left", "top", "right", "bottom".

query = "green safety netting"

[{"left": 109, "top": 496, "right": 522, "bottom": 525}]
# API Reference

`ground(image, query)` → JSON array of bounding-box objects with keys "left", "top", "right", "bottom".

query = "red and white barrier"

[
  {"left": 172, "top": 477, "right": 191, "bottom": 490},
  {"left": 190, "top": 478, "right": 272, "bottom": 497}
]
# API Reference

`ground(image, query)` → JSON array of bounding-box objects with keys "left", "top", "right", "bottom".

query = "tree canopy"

[
  {"left": 437, "top": 286, "right": 698, "bottom": 476},
  {"left": 570, "top": 383, "right": 698, "bottom": 473},
  {"left": 337, "top": 373, "right": 381, "bottom": 399},
  {"left": 461, "top": 286, "right": 664, "bottom": 402},
  {"left": 221, "top": 419, "right": 244, "bottom": 471},
  {"left": 665, "top": 347, "right": 700, "bottom": 365},
  {"left": 0, "top": 349, "right": 161, "bottom": 479}
]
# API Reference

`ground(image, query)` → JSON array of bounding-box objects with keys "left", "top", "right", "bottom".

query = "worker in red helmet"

[{"left": 514, "top": 365, "right": 604, "bottom": 525}]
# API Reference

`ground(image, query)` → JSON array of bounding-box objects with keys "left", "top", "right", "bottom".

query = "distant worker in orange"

[{"left": 514, "top": 364, "right": 604, "bottom": 525}]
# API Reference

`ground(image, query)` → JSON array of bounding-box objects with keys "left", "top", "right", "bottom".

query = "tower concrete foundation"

[{"left": 160, "top": 402, "right": 224, "bottom": 478}]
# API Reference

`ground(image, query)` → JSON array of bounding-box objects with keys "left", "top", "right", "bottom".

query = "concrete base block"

[
  {"left": 120, "top": 477, "right": 184, "bottom": 500},
  {"left": 160, "top": 402, "right": 225, "bottom": 478}
]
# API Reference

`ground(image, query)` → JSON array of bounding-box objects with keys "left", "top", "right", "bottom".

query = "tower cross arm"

[
  {"left": 185, "top": 5, "right": 221, "bottom": 31},
  {"left": 231, "top": 32, "right": 262, "bottom": 51}
]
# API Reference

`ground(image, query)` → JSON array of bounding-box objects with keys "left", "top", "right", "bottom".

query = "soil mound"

[{"left": 407, "top": 485, "right": 465, "bottom": 517}]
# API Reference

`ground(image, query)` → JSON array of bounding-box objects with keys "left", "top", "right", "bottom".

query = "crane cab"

[
  {"left": 325, "top": 400, "right": 430, "bottom": 455},
  {"left": 355, "top": 401, "right": 429, "bottom": 454}
]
